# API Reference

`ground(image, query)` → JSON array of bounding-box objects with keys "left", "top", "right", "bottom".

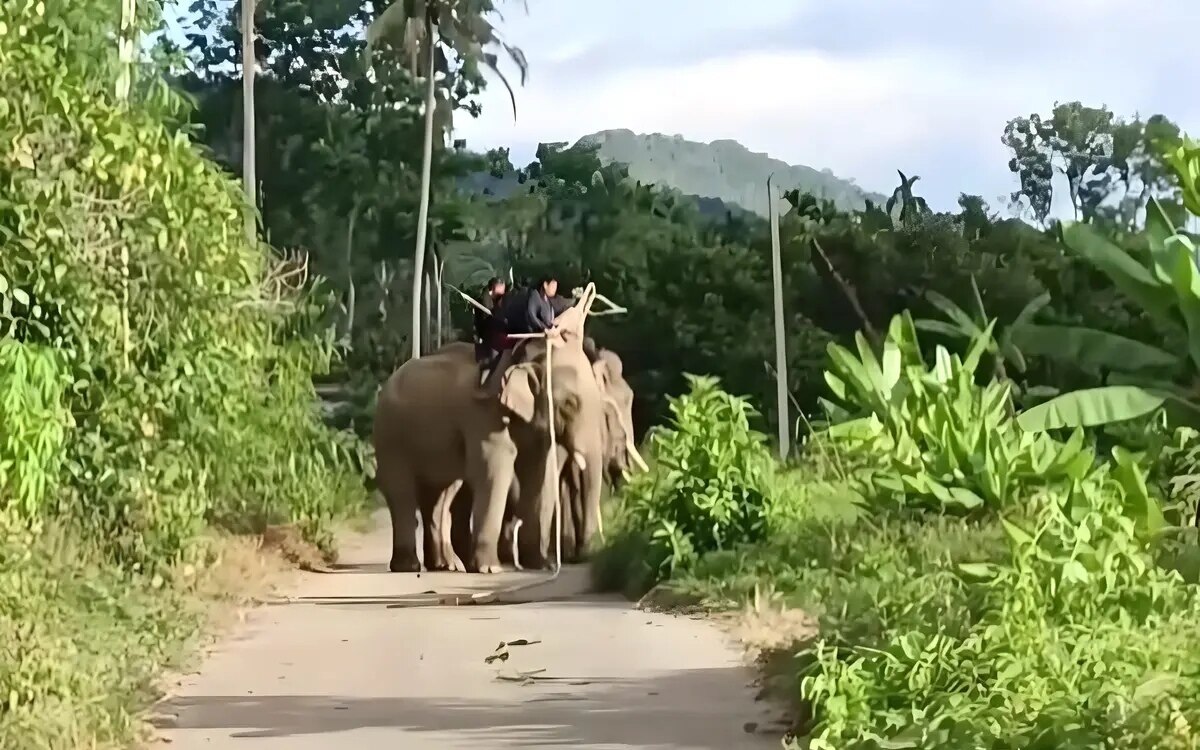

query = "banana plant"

[
  {"left": 1018, "top": 140, "right": 1200, "bottom": 432},
  {"left": 913, "top": 274, "right": 1049, "bottom": 384},
  {"left": 819, "top": 313, "right": 1092, "bottom": 513}
]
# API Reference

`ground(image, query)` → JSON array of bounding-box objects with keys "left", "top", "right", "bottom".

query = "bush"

[
  {"left": 599, "top": 311, "right": 1200, "bottom": 748},
  {"left": 599, "top": 374, "right": 781, "bottom": 588},
  {"left": 0, "top": 2, "right": 369, "bottom": 745}
]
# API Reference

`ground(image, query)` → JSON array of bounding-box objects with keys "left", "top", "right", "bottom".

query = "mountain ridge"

[{"left": 576, "top": 128, "right": 886, "bottom": 217}]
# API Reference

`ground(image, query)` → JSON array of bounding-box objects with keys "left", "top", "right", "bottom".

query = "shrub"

[
  {"left": 0, "top": 0, "right": 367, "bottom": 564},
  {"left": 606, "top": 374, "right": 780, "bottom": 584},
  {"left": 822, "top": 313, "right": 1094, "bottom": 513},
  {"left": 0, "top": 2, "right": 369, "bottom": 745}
]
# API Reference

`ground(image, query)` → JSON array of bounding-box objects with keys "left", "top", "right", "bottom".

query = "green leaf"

[
  {"left": 1145, "top": 196, "right": 1179, "bottom": 284},
  {"left": 1016, "top": 386, "right": 1167, "bottom": 432},
  {"left": 961, "top": 319, "right": 998, "bottom": 374},
  {"left": 946, "top": 487, "right": 985, "bottom": 511},
  {"left": 914, "top": 318, "right": 969, "bottom": 339},
  {"left": 1000, "top": 516, "right": 1033, "bottom": 547},
  {"left": 957, "top": 562, "right": 999, "bottom": 580},
  {"left": 1008, "top": 324, "right": 1178, "bottom": 374},
  {"left": 1060, "top": 222, "right": 1172, "bottom": 325},
  {"left": 1112, "top": 446, "right": 1165, "bottom": 537},
  {"left": 1009, "top": 291, "right": 1051, "bottom": 331},
  {"left": 926, "top": 290, "right": 982, "bottom": 336},
  {"left": 1166, "top": 235, "right": 1200, "bottom": 372}
]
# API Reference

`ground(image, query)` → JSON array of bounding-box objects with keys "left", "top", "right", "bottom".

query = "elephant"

[
  {"left": 557, "top": 344, "right": 642, "bottom": 561},
  {"left": 373, "top": 292, "right": 640, "bottom": 573}
]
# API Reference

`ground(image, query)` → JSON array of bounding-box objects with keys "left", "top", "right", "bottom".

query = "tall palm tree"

[
  {"left": 366, "top": 0, "right": 527, "bottom": 360},
  {"left": 241, "top": 0, "right": 257, "bottom": 247}
]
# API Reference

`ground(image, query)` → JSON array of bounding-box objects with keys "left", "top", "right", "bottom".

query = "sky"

[{"left": 451, "top": 0, "right": 1200, "bottom": 213}]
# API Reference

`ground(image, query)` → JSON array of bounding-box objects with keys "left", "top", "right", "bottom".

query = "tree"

[
  {"left": 366, "top": 0, "right": 528, "bottom": 359},
  {"left": 1002, "top": 102, "right": 1181, "bottom": 226}
]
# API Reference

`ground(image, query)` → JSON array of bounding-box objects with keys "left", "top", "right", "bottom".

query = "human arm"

[{"left": 525, "top": 291, "right": 556, "bottom": 332}]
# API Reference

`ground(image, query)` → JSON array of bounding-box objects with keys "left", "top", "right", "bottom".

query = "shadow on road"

[{"left": 157, "top": 666, "right": 780, "bottom": 747}]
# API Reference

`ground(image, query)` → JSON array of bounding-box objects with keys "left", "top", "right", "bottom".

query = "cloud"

[{"left": 455, "top": 0, "right": 1199, "bottom": 212}]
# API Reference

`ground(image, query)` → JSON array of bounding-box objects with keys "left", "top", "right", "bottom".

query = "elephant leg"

[
  {"left": 420, "top": 493, "right": 440, "bottom": 570},
  {"left": 516, "top": 448, "right": 563, "bottom": 571},
  {"left": 569, "top": 464, "right": 588, "bottom": 562},
  {"left": 560, "top": 471, "right": 578, "bottom": 564},
  {"left": 468, "top": 440, "right": 517, "bottom": 574},
  {"left": 435, "top": 479, "right": 466, "bottom": 572},
  {"left": 378, "top": 460, "right": 420, "bottom": 573},
  {"left": 498, "top": 481, "right": 519, "bottom": 565},
  {"left": 424, "top": 479, "right": 464, "bottom": 572},
  {"left": 449, "top": 484, "right": 473, "bottom": 567},
  {"left": 577, "top": 451, "right": 605, "bottom": 559}
]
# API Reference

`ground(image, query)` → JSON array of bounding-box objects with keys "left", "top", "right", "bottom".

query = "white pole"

[{"left": 767, "top": 175, "right": 790, "bottom": 459}]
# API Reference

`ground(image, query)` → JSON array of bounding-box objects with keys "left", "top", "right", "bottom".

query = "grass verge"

[{"left": 0, "top": 521, "right": 334, "bottom": 750}]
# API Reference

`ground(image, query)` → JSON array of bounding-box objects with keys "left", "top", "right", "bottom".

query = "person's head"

[
  {"left": 537, "top": 275, "right": 558, "bottom": 297},
  {"left": 486, "top": 277, "right": 506, "bottom": 297}
]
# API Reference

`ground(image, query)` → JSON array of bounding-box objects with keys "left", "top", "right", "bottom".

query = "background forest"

[
  {"left": 6, "top": 0, "right": 1200, "bottom": 747},
  {"left": 173, "top": 0, "right": 1190, "bottom": 443}
]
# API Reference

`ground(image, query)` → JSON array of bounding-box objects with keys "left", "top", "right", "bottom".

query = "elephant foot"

[
  {"left": 447, "top": 553, "right": 468, "bottom": 573},
  {"left": 389, "top": 554, "right": 421, "bottom": 573},
  {"left": 470, "top": 552, "right": 505, "bottom": 574}
]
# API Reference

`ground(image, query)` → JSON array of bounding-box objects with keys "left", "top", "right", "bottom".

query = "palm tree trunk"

[
  {"left": 435, "top": 255, "right": 445, "bottom": 348},
  {"left": 409, "top": 18, "right": 437, "bottom": 360},
  {"left": 241, "top": 0, "right": 257, "bottom": 247},
  {"left": 117, "top": 0, "right": 136, "bottom": 373},
  {"left": 427, "top": 270, "right": 436, "bottom": 355},
  {"left": 345, "top": 203, "right": 359, "bottom": 336}
]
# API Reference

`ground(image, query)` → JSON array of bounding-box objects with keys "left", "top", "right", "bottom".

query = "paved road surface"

[{"left": 153, "top": 510, "right": 780, "bottom": 749}]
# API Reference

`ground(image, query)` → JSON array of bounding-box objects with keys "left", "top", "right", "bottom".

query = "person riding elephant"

[{"left": 373, "top": 288, "right": 642, "bottom": 573}]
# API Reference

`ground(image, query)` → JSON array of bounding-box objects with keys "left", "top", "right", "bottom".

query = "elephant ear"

[
  {"left": 597, "top": 349, "right": 623, "bottom": 378},
  {"left": 600, "top": 395, "right": 628, "bottom": 452},
  {"left": 591, "top": 359, "right": 613, "bottom": 392},
  {"left": 500, "top": 362, "right": 541, "bottom": 423}
]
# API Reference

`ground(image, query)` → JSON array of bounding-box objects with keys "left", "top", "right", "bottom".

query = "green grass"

[{"left": 0, "top": 523, "right": 292, "bottom": 749}]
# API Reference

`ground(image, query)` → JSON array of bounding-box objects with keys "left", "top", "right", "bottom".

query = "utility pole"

[{"left": 767, "top": 175, "right": 790, "bottom": 459}]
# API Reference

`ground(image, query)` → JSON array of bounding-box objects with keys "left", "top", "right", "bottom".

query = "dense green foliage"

[
  {"left": 598, "top": 133, "right": 1200, "bottom": 745},
  {"left": 4, "top": 0, "right": 1199, "bottom": 746},
  {"left": 1, "top": 1, "right": 367, "bottom": 745}
]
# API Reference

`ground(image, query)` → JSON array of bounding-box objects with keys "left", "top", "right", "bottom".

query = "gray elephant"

[
  {"left": 373, "top": 294, "right": 639, "bottom": 572},
  {"left": 439, "top": 348, "right": 638, "bottom": 568},
  {"left": 558, "top": 345, "right": 640, "bottom": 561}
]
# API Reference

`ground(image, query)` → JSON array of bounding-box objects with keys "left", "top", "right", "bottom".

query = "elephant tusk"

[
  {"left": 571, "top": 451, "right": 587, "bottom": 472},
  {"left": 510, "top": 519, "right": 524, "bottom": 572},
  {"left": 626, "top": 440, "right": 649, "bottom": 472}
]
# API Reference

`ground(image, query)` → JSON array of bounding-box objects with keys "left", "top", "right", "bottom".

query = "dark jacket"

[
  {"left": 523, "top": 289, "right": 556, "bottom": 334},
  {"left": 473, "top": 292, "right": 507, "bottom": 352}
]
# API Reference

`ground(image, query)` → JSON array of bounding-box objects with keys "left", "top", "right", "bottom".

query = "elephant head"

[
  {"left": 485, "top": 306, "right": 606, "bottom": 567},
  {"left": 589, "top": 346, "right": 645, "bottom": 489}
]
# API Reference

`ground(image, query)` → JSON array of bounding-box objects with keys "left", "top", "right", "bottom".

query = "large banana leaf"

[
  {"left": 1016, "top": 386, "right": 1166, "bottom": 432},
  {"left": 1166, "top": 235, "right": 1200, "bottom": 371},
  {"left": 1060, "top": 222, "right": 1174, "bottom": 326},
  {"left": 1007, "top": 324, "right": 1178, "bottom": 374}
]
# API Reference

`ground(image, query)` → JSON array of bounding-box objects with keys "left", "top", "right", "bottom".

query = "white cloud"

[{"left": 454, "top": 0, "right": 1199, "bottom": 212}]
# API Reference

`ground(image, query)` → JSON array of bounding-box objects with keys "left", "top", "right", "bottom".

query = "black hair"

[
  {"left": 536, "top": 274, "right": 558, "bottom": 288},
  {"left": 485, "top": 276, "right": 504, "bottom": 291}
]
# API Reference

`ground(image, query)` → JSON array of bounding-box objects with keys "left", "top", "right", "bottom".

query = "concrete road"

[{"left": 153, "top": 510, "right": 781, "bottom": 749}]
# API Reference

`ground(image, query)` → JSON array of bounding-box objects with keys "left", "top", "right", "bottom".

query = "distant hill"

[{"left": 577, "top": 129, "right": 885, "bottom": 217}]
